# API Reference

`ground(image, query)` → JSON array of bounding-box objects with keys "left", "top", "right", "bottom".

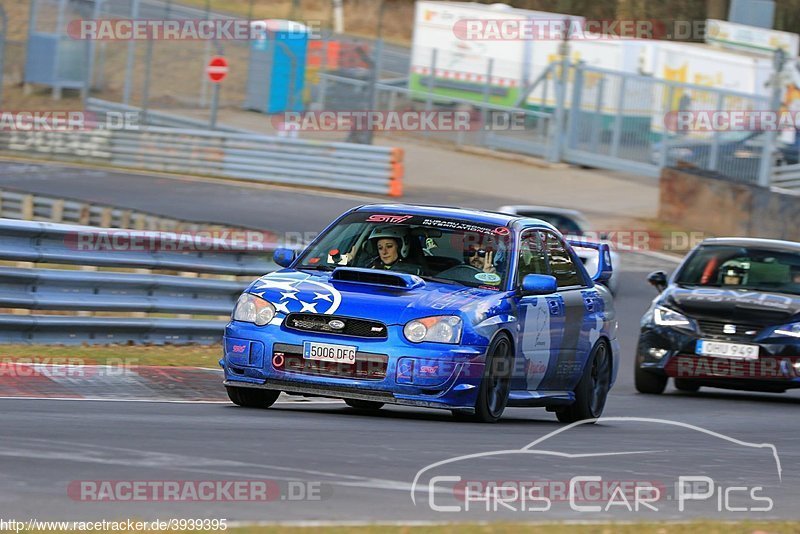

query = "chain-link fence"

[
  {"left": 11, "top": 0, "right": 793, "bottom": 188},
  {"left": 562, "top": 64, "right": 772, "bottom": 183}
]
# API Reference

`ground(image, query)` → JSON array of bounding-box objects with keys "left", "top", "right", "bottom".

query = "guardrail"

[
  {"left": 0, "top": 103, "right": 405, "bottom": 197},
  {"left": 772, "top": 163, "right": 800, "bottom": 191},
  {"left": 0, "top": 218, "right": 280, "bottom": 345},
  {"left": 0, "top": 186, "right": 237, "bottom": 231}
]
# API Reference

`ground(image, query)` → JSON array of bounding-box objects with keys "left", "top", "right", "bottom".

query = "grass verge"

[{"left": 0, "top": 344, "right": 222, "bottom": 368}]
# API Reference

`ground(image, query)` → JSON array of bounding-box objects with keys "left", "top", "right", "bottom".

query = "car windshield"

[
  {"left": 675, "top": 245, "right": 800, "bottom": 296},
  {"left": 295, "top": 212, "right": 512, "bottom": 290}
]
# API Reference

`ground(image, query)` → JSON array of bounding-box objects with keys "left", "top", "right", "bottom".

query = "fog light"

[
  {"left": 648, "top": 348, "right": 669, "bottom": 360},
  {"left": 793, "top": 361, "right": 800, "bottom": 372}
]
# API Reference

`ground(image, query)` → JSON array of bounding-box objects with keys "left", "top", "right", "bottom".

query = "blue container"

[{"left": 245, "top": 20, "right": 308, "bottom": 113}]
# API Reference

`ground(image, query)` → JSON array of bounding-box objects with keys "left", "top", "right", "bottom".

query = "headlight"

[
  {"left": 403, "top": 316, "right": 463, "bottom": 344},
  {"left": 232, "top": 293, "right": 276, "bottom": 326},
  {"left": 774, "top": 322, "right": 800, "bottom": 338},
  {"left": 653, "top": 305, "right": 693, "bottom": 329}
]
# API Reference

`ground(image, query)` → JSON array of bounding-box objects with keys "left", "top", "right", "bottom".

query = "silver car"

[{"left": 498, "top": 205, "right": 621, "bottom": 295}]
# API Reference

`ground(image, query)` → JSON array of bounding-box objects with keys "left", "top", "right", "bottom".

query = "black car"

[{"left": 636, "top": 237, "right": 800, "bottom": 395}]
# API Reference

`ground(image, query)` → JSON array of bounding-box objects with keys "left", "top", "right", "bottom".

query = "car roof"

[
  {"left": 700, "top": 237, "right": 800, "bottom": 253},
  {"left": 355, "top": 204, "right": 522, "bottom": 226}
]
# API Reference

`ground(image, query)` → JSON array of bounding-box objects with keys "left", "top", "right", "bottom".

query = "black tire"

[
  {"left": 226, "top": 386, "right": 280, "bottom": 408},
  {"left": 635, "top": 366, "right": 667, "bottom": 394},
  {"left": 460, "top": 334, "right": 513, "bottom": 423},
  {"left": 674, "top": 378, "right": 700, "bottom": 392},
  {"left": 344, "top": 399, "right": 384, "bottom": 411},
  {"left": 556, "top": 341, "right": 612, "bottom": 424}
]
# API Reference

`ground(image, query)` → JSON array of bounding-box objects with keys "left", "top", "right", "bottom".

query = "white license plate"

[
  {"left": 696, "top": 340, "right": 759, "bottom": 360},
  {"left": 303, "top": 341, "right": 357, "bottom": 365}
]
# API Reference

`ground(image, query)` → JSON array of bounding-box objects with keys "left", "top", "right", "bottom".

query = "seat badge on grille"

[
  {"left": 723, "top": 324, "right": 736, "bottom": 334},
  {"left": 371, "top": 326, "right": 383, "bottom": 332},
  {"left": 328, "top": 319, "right": 346, "bottom": 330}
]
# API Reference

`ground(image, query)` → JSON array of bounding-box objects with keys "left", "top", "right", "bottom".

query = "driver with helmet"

[
  {"left": 719, "top": 260, "right": 748, "bottom": 286},
  {"left": 367, "top": 227, "right": 422, "bottom": 275}
]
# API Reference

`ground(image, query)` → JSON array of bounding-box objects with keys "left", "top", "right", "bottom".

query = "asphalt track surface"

[{"left": 1, "top": 162, "right": 799, "bottom": 523}]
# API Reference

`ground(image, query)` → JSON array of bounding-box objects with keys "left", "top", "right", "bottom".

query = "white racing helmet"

[{"left": 369, "top": 226, "right": 410, "bottom": 258}]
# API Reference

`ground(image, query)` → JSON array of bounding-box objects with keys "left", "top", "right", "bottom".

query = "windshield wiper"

[{"left": 419, "top": 275, "right": 465, "bottom": 286}]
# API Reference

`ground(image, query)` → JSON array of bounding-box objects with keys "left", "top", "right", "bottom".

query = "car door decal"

[
  {"left": 539, "top": 289, "right": 585, "bottom": 389},
  {"left": 519, "top": 296, "right": 552, "bottom": 390}
]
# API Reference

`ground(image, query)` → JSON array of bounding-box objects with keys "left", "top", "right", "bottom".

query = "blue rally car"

[{"left": 221, "top": 205, "right": 619, "bottom": 423}]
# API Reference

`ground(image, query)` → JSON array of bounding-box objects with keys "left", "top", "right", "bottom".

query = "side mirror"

[
  {"left": 273, "top": 248, "right": 296, "bottom": 268},
  {"left": 522, "top": 274, "right": 558, "bottom": 295},
  {"left": 647, "top": 270, "right": 668, "bottom": 292}
]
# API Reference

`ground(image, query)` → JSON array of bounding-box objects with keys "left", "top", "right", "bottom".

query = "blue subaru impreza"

[{"left": 221, "top": 204, "right": 619, "bottom": 423}]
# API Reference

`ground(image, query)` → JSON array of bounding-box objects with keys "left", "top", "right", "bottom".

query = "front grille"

[
  {"left": 696, "top": 319, "right": 764, "bottom": 340},
  {"left": 272, "top": 343, "right": 388, "bottom": 380},
  {"left": 284, "top": 313, "right": 388, "bottom": 339}
]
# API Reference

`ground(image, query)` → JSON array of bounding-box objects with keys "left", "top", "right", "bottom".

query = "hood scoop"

[{"left": 331, "top": 267, "right": 425, "bottom": 290}]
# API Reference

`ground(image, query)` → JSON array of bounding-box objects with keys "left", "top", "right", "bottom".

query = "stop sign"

[{"left": 206, "top": 56, "right": 229, "bottom": 83}]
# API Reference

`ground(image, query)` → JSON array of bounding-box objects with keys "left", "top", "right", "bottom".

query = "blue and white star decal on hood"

[{"left": 251, "top": 273, "right": 342, "bottom": 315}]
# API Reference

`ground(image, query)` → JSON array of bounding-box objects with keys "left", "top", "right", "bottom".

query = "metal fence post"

[
  {"left": 758, "top": 49, "right": 786, "bottom": 188},
  {"left": 0, "top": 5, "right": 6, "bottom": 107},
  {"left": 199, "top": 0, "right": 213, "bottom": 108},
  {"left": 590, "top": 76, "right": 605, "bottom": 154},
  {"left": 141, "top": 0, "right": 171, "bottom": 125},
  {"left": 547, "top": 54, "right": 569, "bottom": 163},
  {"left": 316, "top": 36, "right": 329, "bottom": 110},
  {"left": 424, "top": 49, "right": 437, "bottom": 139},
  {"left": 122, "top": 0, "right": 140, "bottom": 105},
  {"left": 82, "top": 0, "right": 101, "bottom": 107},
  {"left": 708, "top": 93, "right": 724, "bottom": 171},
  {"left": 566, "top": 61, "right": 584, "bottom": 150},
  {"left": 481, "top": 58, "right": 494, "bottom": 145},
  {"left": 610, "top": 76, "right": 627, "bottom": 159},
  {"left": 52, "top": 0, "right": 68, "bottom": 100},
  {"left": 659, "top": 84, "right": 675, "bottom": 169}
]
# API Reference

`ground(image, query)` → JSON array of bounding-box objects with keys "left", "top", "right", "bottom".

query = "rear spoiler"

[{"left": 566, "top": 239, "right": 612, "bottom": 284}]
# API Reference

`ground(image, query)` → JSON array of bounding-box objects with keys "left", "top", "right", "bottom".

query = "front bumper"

[
  {"left": 220, "top": 320, "right": 489, "bottom": 410},
  {"left": 636, "top": 324, "right": 800, "bottom": 390}
]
